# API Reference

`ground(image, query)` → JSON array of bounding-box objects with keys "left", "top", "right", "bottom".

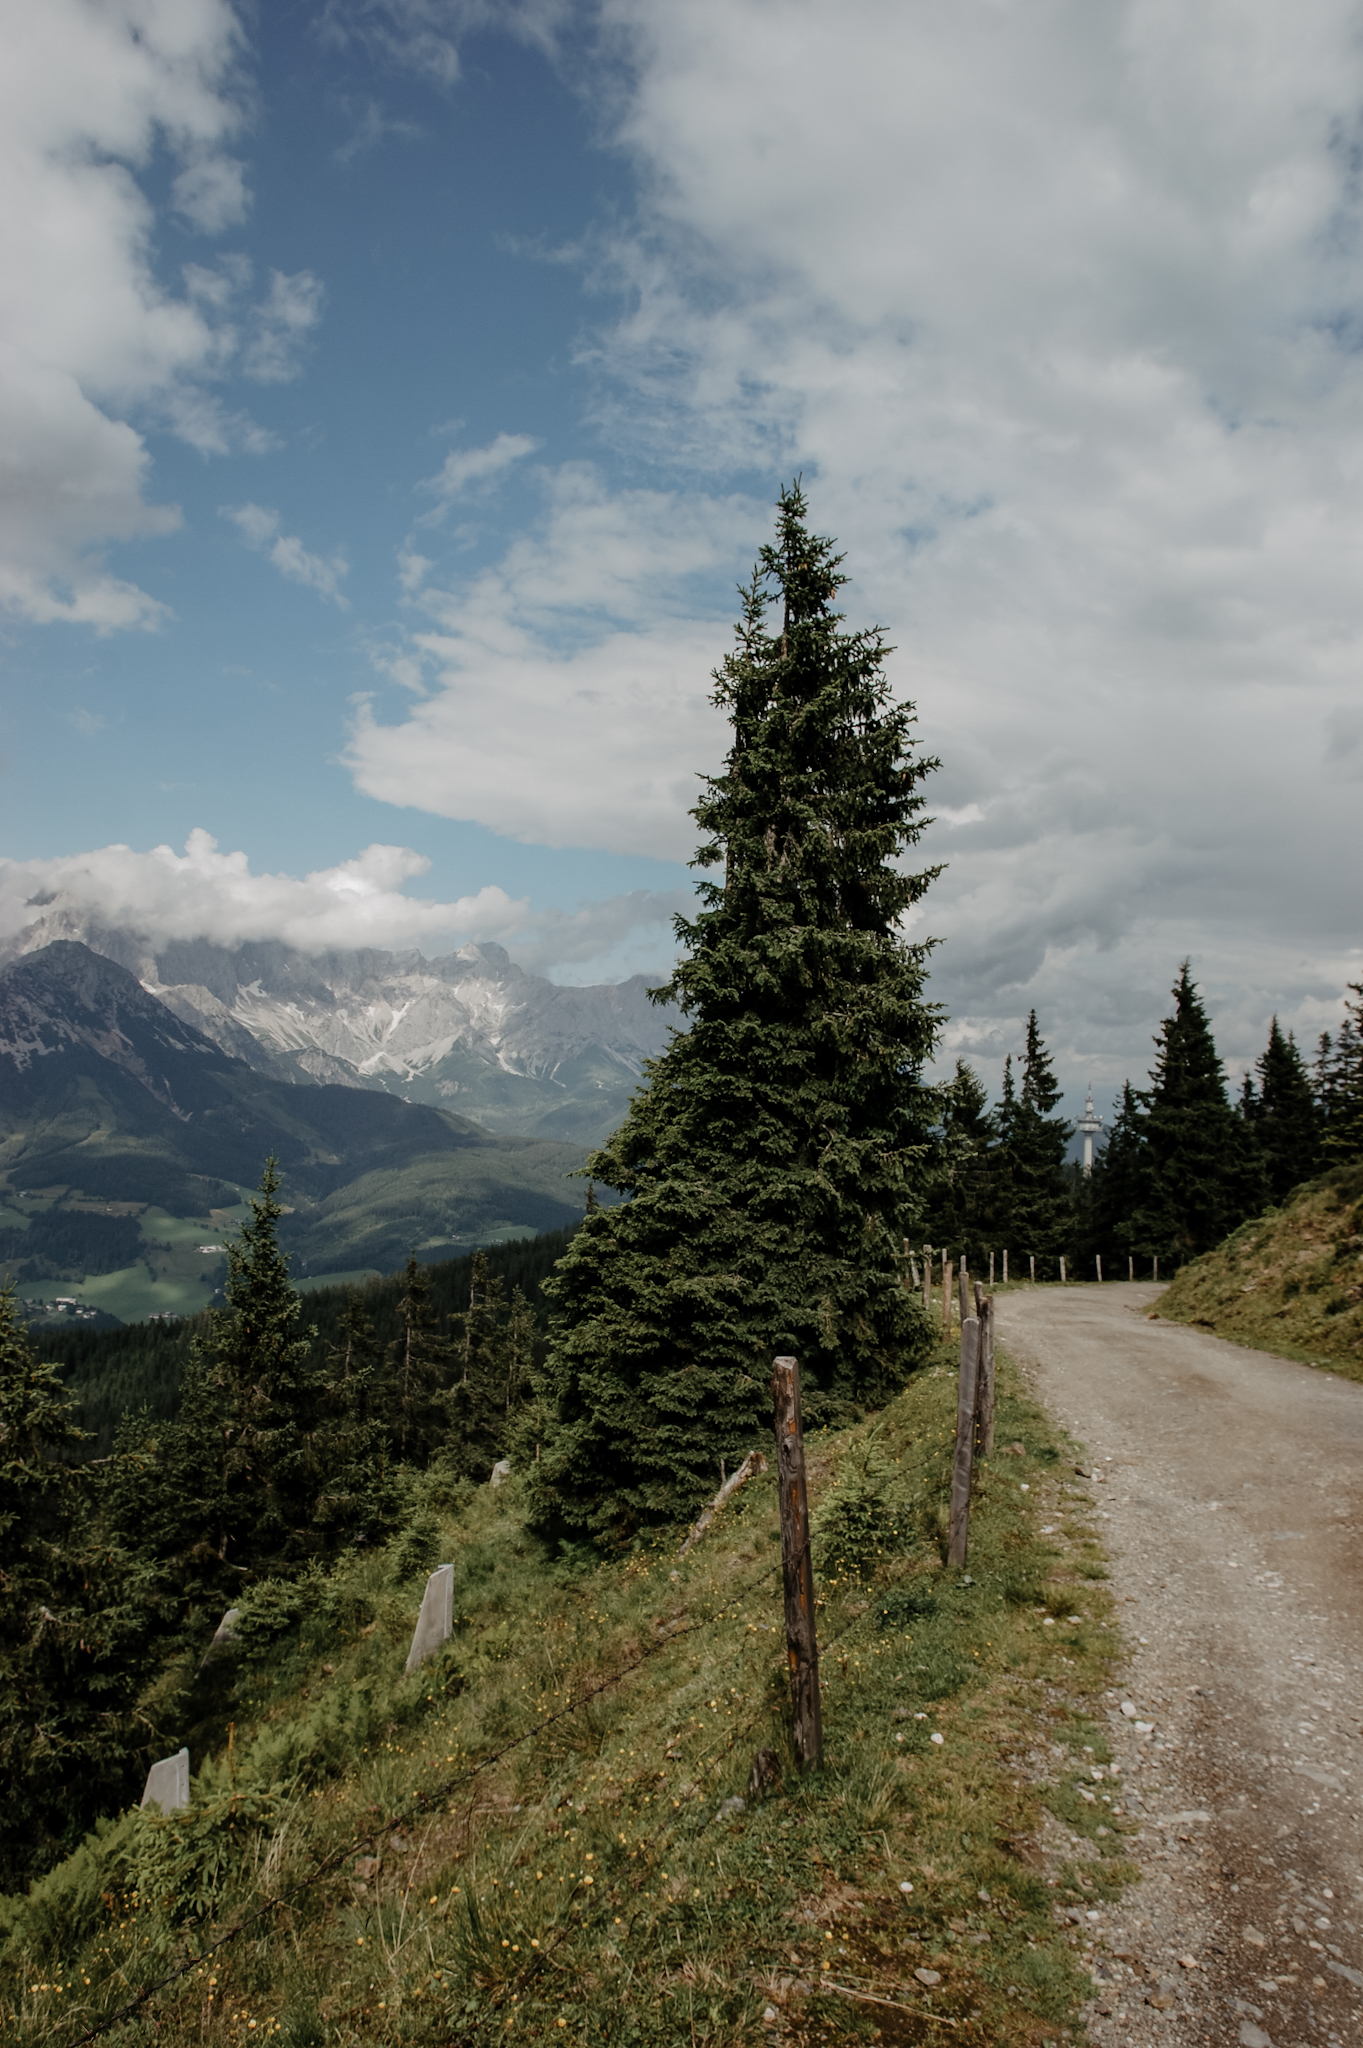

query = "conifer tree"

[
  {"left": 529, "top": 485, "right": 941, "bottom": 1542},
  {"left": 995, "top": 1012, "right": 1073, "bottom": 1261},
  {"left": 1321, "top": 986, "right": 1363, "bottom": 1163},
  {"left": 1084, "top": 1081, "right": 1148, "bottom": 1264},
  {"left": 200, "top": 1158, "right": 320, "bottom": 1571},
  {"left": 312, "top": 1299, "right": 397, "bottom": 1545},
  {"left": 0, "top": 1287, "right": 156, "bottom": 1883},
  {"left": 1132, "top": 963, "right": 1264, "bottom": 1261},
  {"left": 388, "top": 1256, "right": 453, "bottom": 1465},
  {"left": 1254, "top": 1016, "right": 1321, "bottom": 1201},
  {"left": 924, "top": 1059, "right": 996, "bottom": 1264}
]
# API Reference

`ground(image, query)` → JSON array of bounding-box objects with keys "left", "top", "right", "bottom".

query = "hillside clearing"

[{"left": 1, "top": 1347, "right": 1131, "bottom": 2047}]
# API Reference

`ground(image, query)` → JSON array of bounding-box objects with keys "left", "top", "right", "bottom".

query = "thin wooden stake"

[
  {"left": 948, "top": 1317, "right": 981, "bottom": 1567},
  {"left": 958, "top": 1260, "right": 970, "bottom": 1327},
  {"left": 1059, "top": 1255, "right": 1067, "bottom": 1284},
  {"left": 989, "top": 1250, "right": 995, "bottom": 1286},
  {"left": 922, "top": 1245, "right": 932, "bottom": 1316},
  {"left": 941, "top": 1258, "right": 954, "bottom": 1341},
  {"left": 1096, "top": 1254, "right": 1103, "bottom": 1283},
  {"left": 1029, "top": 1254, "right": 1035, "bottom": 1285},
  {"left": 771, "top": 1356, "right": 823, "bottom": 1771},
  {"left": 977, "top": 1291, "right": 996, "bottom": 1457},
  {"left": 1128, "top": 1255, "right": 1134, "bottom": 1282},
  {"left": 1003, "top": 1249, "right": 1008, "bottom": 1284}
]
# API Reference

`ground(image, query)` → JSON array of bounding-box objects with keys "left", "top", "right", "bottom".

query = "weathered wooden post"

[
  {"left": 948, "top": 1314, "right": 981, "bottom": 1567},
  {"left": 1153, "top": 1255, "right": 1159, "bottom": 1282},
  {"left": 989, "top": 1250, "right": 995, "bottom": 1286},
  {"left": 1003, "top": 1249, "right": 1008, "bottom": 1284},
  {"left": 1128, "top": 1255, "right": 1134, "bottom": 1282},
  {"left": 922, "top": 1245, "right": 932, "bottom": 1316},
  {"left": 772, "top": 1357, "right": 823, "bottom": 1770},
  {"left": 1095, "top": 1254, "right": 1102, "bottom": 1282},
  {"left": 1059, "top": 1255, "right": 1067, "bottom": 1284},
  {"left": 959, "top": 1259, "right": 971, "bottom": 1326},
  {"left": 941, "top": 1257, "right": 954, "bottom": 1340},
  {"left": 1029, "top": 1254, "right": 1035, "bottom": 1285},
  {"left": 977, "top": 1289, "right": 996, "bottom": 1457}
]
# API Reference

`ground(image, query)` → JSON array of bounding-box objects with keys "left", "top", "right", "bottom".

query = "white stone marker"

[
  {"left": 490, "top": 1459, "right": 511, "bottom": 1488},
  {"left": 198, "top": 1607, "right": 241, "bottom": 1669},
  {"left": 141, "top": 1747, "right": 190, "bottom": 1814},
  {"left": 405, "top": 1563, "right": 454, "bottom": 1675}
]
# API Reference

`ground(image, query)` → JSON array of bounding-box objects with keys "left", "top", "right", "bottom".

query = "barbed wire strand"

[{"left": 58, "top": 1553, "right": 790, "bottom": 2048}]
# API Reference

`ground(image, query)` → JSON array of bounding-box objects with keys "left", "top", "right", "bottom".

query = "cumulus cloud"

[
  {"left": 0, "top": 1, "right": 322, "bottom": 631},
  {"left": 223, "top": 504, "right": 350, "bottom": 607},
  {"left": 345, "top": 464, "right": 763, "bottom": 856},
  {"left": 317, "top": 0, "right": 564, "bottom": 84},
  {"left": 0, "top": 831, "right": 528, "bottom": 957},
  {"left": 343, "top": 0, "right": 1362, "bottom": 1094}
]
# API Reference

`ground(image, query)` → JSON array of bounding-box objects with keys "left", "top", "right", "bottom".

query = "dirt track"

[{"left": 998, "top": 1283, "right": 1363, "bottom": 2048}]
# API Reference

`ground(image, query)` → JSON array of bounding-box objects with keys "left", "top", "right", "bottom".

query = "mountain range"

[
  {"left": 0, "top": 941, "right": 606, "bottom": 1293},
  {"left": 1, "top": 902, "right": 676, "bottom": 1146}
]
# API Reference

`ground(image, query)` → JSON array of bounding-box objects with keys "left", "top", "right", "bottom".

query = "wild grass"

[
  {"left": 1158, "top": 1160, "right": 1363, "bottom": 1381},
  {"left": 0, "top": 1346, "right": 1132, "bottom": 2046}
]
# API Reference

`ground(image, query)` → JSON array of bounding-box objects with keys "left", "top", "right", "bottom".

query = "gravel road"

[{"left": 998, "top": 1282, "right": 1363, "bottom": 2048}]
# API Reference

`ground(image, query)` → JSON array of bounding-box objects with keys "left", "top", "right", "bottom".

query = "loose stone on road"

[{"left": 999, "top": 1282, "right": 1363, "bottom": 2048}]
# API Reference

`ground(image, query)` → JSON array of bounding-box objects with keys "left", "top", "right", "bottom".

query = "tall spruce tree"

[
  {"left": 387, "top": 1256, "right": 453, "bottom": 1465},
  {"left": 529, "top": 485, "right": 941, "bottom": 1542},
  {"left": 924, "top": 1059, "right": 996, "bottom": 1266},
  {"left": 995, "top": 1012, "right": 1073, "bottom": 1262},
  {"left": 1084, "top": 1081, "right": 1149, "bottom": 1264},
  {"left": 1133, "top": 963, "right": 1264, "bottom": 1261},
  {"left": 1254, "top": 1016, "right": 1320, "bottom": 1202}
]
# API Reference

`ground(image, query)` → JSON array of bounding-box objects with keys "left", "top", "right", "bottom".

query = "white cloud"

[
  {"left": 345, "top": 464, "right": 762, "bottom": 856},
  {"left": 367, "top": 0, "right": 1360, "bottom": 1094},
  {"left": 0, "top": 0, "right": 254, "bottom": 628},
  {"left": 416, "top": 432, "right": 540, "bottom": 515},
  {"left": 242, "top": 269, "right": 325, "bottom": 383},
  {"left": 317, "top": 1, "right": 565, "bottom": 84},
  {"left": 0, "top": 3, "right": 326, "bottom": 631},
  {"left": 0, "top": 831, "right": 528, "bottom": 956},
  {"left": 172, "top": 152, "right": 249, "bottom": 233},
  {"left": 223, "top": 503, "right": 350, "bottom": 607}
]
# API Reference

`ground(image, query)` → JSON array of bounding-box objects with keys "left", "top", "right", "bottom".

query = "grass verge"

[
  {"left": 1157, "top": 1161, "right": 1363, "bottom": 1382},
  {"left": 0, "top": 1345, "right": 1134, "bottom": 2046}
]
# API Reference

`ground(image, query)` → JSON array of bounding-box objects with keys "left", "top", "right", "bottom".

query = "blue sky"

[{"left": 2, "top": 0, "right": 1362, "bottom": 1112}]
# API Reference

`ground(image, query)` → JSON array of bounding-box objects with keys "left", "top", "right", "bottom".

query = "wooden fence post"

[
  {"left": 771, "top": 1357, "right": 823, "bottom": 1771},
  {"left": 976, "top": 1288, "right": 996, "bottom": 1457},
  {"left": 1128, "top": 1256, "right": 1134, "bottom": 1282},
  {"left": 922, "top": 1245, "right": 932, "bottom": 1316},
  {"left": 1096, "top": 1254, "right": 1103, "bottom": 1283},
  {"left": 948, "top": 1316, "right": 981, "bottom": 1567},
  {"left": 959, "top": 1260, "right": 971, "bottom": 1327},
  {"left": 1153, "top": 1255, "right": 1159, "bottom": 1282},
  {"left": 1003, "top": 1250, "right": 1008, "bottom": 1284},
  {"left": 1029, "top": 1254, "right": 1035, "bottom": 1284},
  {"left": 941, "top": 1257, "right": 954, "bottom": 1340},
  {"left": 1059, "top": 1255, "right": 1067, "bottom": 1284},
  {"left": 989, "top": 1250, "right": 995, "bottom": 1286}
]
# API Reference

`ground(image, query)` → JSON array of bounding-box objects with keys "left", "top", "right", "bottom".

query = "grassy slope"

[
  {"left": 0, "top": 1346, "right": 1134, "bottom": 2048},
  {"left": 1157, "top": 1161, "right": 1363, "bottom": 1382}
]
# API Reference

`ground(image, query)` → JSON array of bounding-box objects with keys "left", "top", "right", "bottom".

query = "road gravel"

[{"left": 998, "top": 1282, "right": 1363, "bottom": 2048}]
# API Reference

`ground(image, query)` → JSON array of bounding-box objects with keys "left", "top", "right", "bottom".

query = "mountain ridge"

[{"left": 1, "top": 902, "right": 677, "bottom": 1143}]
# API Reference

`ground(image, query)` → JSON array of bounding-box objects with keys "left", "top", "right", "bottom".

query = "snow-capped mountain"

[{"left": 0, "top": 905, "right": 678, "bottom": 1144}]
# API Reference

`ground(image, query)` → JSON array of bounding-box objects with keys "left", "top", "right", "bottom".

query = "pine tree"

[
  {"left": 924, "top": 1059, "right": 996, "bottom": 1265},
  {"left": 311, "top": 1299, "right": 397, "bottom": 1546},
  {"left": 1322, "top": 986, "right": 1363, "bottom": 1163},
  {"left": 1254, "top": 1016, "right": 1320, "bottom": 1201},
  {"left": 0, "top": 1286, "right": 157, "bottom": 1884},
  {"left": 199, "top": 1158, "right": 320, "bottom": 1572},
  {"left": 529, "top": 485, "right": 941, "bottom": 1542},
  {"left": 1084, "top": 1081, "right": 1148, "bottom": 1264},
  {"left": 996, "top": 1013, "right": 1073, "bottom": 1262},
  {"left": 1133, "top": 964, "right": 1265, "bottom": 1261},
  {"left": 388, "top": 1256, "right": 453, "bottom": 1465}
]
